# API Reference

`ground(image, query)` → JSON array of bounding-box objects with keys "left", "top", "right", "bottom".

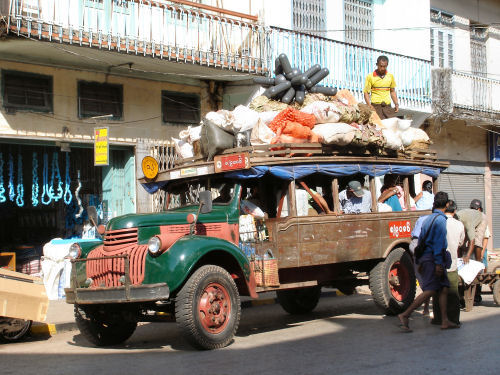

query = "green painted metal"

[
  {"left": 142, "top": 235, "right": 251, "bottom": 294},
  {"left": 138, "top": 226, "right": 161, "bottom": 245}
]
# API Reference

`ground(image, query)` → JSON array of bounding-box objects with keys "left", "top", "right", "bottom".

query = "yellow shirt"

[{"left": 363, "top": 71, "right": 396, "bottom": 105}]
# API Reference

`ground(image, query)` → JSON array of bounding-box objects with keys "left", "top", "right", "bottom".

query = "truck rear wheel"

[
  {"left": 75, "top": 305, "right": 137, "bottom": 346},
  {"left": 493, "top": 280, "right": 500, "bottom": 306},
  {"left": 0, "top": 319, "right": 32, "bottom": 342},
  {"left": 369, "top": 247, "right": 416, "bottom": 315},
  {"left": 277, "top": 286, "right": 321, "bottom": 314},
  {"left": 175, "top": 265, "right": 241, "bottom": 350}
]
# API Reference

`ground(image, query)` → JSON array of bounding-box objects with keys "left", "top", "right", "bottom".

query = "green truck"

[{"left": 65, "top": 145, "right": 448, "bottom": 349}]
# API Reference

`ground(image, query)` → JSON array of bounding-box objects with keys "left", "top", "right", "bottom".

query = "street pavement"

[{"left": 1, "top": 290, "right": 499, "bottom": 375}]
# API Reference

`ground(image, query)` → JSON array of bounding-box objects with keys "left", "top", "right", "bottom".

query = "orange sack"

[{"left": 269, "top": 107, "right": 316, "bottom": 133}]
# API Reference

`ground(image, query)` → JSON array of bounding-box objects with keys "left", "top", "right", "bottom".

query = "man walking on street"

[
  {"left": 397, "top": 192, "right": 459, "bottom": 332},
  {"left": 363, "top": 55, "right": 399, "bottom": 119},
  {"left": 432, "top": 200, "right": 464, "bottom": 326}
]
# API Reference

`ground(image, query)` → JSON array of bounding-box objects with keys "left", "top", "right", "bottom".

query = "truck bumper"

[{"left": 65, "top": 283, "right": 170, "bottom": 305}]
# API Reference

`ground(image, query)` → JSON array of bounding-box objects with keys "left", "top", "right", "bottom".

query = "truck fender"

[
  {"left": 144, "top": 235, "right": 257, "bottom": 298},
  {"left": 382, "top": 239, "right": 411, "bottom": 259}
]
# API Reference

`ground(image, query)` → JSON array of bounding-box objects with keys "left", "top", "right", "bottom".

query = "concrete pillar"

[
  {"left": 484, "top": 162, "right": 493, "bottom": 250},
  {"left": 135, "top": 139, "right": 152, "bottom": 213}
]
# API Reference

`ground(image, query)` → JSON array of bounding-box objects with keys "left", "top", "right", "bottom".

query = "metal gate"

[
  {"left": 491, "top": 175, "right": 500, "bottom": 249},
  {"left": 149, "top": 141, "right": 177, "bottom": 212},
  {"left": 438, "top": 173, "right": 485, "bottom": 212}
]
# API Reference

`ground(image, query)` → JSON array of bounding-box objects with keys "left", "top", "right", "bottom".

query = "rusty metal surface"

[{"left": 265, "top": 211, "right": 423, "bottom": 270}]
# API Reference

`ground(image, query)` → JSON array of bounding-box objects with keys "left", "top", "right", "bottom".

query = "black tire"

[
  {"left": 0, "top": 319, "right": 32, "bottom": 342},
  {"left": 75, "top": 305, "right": 137, "bottom": 346},
  {"left": 277, "top": 286, "right": 322, "bottom": 314},
  {"left": 369, "top": 247, "right": 416, "bottom": 315},
  {"left": 493, "top": 280, "right": 500, "bottom": 306},
  {"left": 175, "top": 265, "right": 241, "bottom": 350}
]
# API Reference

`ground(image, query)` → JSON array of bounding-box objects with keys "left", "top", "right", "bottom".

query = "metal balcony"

[
  {"left": 6, "top": 0, "right": 267, "bottom": 73},
  {"left": 452, "top": 71, "right": 500, "bottom": 114}
]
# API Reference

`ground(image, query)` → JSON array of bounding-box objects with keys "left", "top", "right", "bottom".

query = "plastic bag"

[
  {"left": 301, "top": 101, "right": 341, "bottom": 124},
  {"left": 251, "top": 119, "right": 276, "bottom": 146},
  {"left": 173, "top": 137, "right": 194, "bottom": 158},
  {"left": 232, "top": 105, "right": 259, "bottom": 133},
  {"left": 189, "top": 125, "right": 202, "bottom": 142},
  {"left": 312, "top": 123, "right": 356, "bottom": 145},
  {"left": 199, "top": 120, "right": 235, "bottom": 161}
]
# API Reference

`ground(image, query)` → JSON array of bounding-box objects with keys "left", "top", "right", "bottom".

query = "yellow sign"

[
  {"left": 94, "top": 127, "right": 109, "bottom": 166},
  {"left": 141, "top": 156, "right": 159, "bottom": 180}
]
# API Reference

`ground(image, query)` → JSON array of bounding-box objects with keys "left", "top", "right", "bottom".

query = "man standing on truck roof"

[
  {"left": 397, "top": 191, "right": 459, "bottom": 332},
  {"left": 363, "top": 55, "right": 399, "bottom": 119}
]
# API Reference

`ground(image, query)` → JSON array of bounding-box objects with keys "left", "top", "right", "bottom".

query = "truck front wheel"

[
  {"left": 369, "top": 247, "right": 416, "bottom": 315},
  {"left": 175, "top": 265, "right": 241, "bottom": 350},
  {"left": 277, "top": 286, "right": 321, "bottom": 314},
  {"left": 75, "top": 305, "right": 137, "bottom": 346}
]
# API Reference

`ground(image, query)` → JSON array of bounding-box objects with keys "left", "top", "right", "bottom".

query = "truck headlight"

[
  {"left": 148, "top": 236, "right": 162, "bottom": 256},
  {"left": 68, "top": 243, "right": 81, "bottom": 259}
]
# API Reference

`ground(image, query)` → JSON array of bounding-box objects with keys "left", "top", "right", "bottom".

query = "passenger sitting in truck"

[
  {"left": 241, "top": 186, "right": 267, "bottom": 219},
  {"left": 378, "top": 174, "right": 403, "bottom": 211},
  {"left": 414, "top": 180, "right": 434, "bottom": 210},
  {"left": 339, "top": 180, "right": 372, "bottom": 214}
]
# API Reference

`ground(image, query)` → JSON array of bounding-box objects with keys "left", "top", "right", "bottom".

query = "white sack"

[
  {"left": 457, "top": 258, "right": 485, "bottom": 285},
  {"left": 232, "top": 105, "right": 259, "bottom": 133},
  {"left": 250, "top": 119, "right": 276, "bottom": 146},
  {"left": 239, "top": 214, "right": 256, "bottom": 242},
  {"left": 188, "top": 125, "right": 202, "bottom": 142},
  {"left": 258, "top": 111, "right": 280, "bottom": 126},
  {"left": 380, "top": 118, "right": 399, "bottom": 131},
  {"left": 42, "top": 240, "right": 73, "bottom": 300},
  {"left": 382, "top": 129, "right": 403, "bottom": 150},
  {"left": 312, "top": 123, "right": 356, "bottom": 145},
  {"left": 400, "top": 127, "right": 430, "bottom": 147},
  {"left": 205, "top": 110, "right": 234, "bottom": 132},
  {"left": 301, "top": 101, "right": 341, "bottom": 124},
  {"left": 173, "top": 137, "right": 194, "bottom": 159},
  {"left": 241, "top": 200, "right": 265, "bottom": 219},
  {"left": 398, "top": 119, "right": 412, "bottom": 131}
]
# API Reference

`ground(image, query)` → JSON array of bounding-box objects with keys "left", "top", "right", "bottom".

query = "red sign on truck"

[
  {"left": 214, "top": 153, "right": 250, "bottom": 172},
  {"left": 389, "top": 220, "right": 411, "bottom": 239}
]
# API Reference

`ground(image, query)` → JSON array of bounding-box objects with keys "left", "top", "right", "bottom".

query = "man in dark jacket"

[{"left": 397, "top": 191, "right": 459, "bottom": 332}]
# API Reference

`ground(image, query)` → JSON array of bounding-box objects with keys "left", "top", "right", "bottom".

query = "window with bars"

[
  {"left": 78, "top": 81, "right": 123, "bottom": 119},
  {"left": 344, "top": 0, "right": 373, "bottom": 47},
  {"left": 292, "top": 0, "right": 327, "bottom": 37},
  {"left": 1, "top": 70, "right": 53, "bottom": 112},
  {"left": 438, "top": 31, "right": 444, "bottom": 68},
  {"left": 161, "top": 91, "right": 201, "bottom": 124}
]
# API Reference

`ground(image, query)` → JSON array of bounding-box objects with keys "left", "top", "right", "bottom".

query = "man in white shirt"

[{"left": 432, "top": 200, "right": 464, "bottom": 326}]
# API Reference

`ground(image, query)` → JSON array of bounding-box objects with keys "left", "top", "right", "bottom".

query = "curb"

[{"left": 30, "top": 290, "right": 342, "bottom": 336}]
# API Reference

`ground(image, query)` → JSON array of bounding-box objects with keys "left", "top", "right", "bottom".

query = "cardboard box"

[{"left": 0, "top": 269, "right": 49, "bottom": 322}]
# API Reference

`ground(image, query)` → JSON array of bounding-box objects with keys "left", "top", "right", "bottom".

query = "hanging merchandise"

[
  {"left": 15, "top": 153, "right": 24, "bottom": 207},
  {"left": 41, "top": 152, "right": 52, "bottom": 205},
  {"left": 8, "top": 153, "right": 15, "bottom": 202},
  {"left": 75, "top": 170, "right": 84, "bottom": 218},
  {"left": 0, "top": 152, "right": 5, "bottom": 203},
  {"left": 32, "top": 152, "right": 39, "bottom": 207},
  {"left": 50, "top": 152, "right": 63, "bottom": 202},
  {"left": 63, "top": 153, "right": 72, "bottom": 205}
]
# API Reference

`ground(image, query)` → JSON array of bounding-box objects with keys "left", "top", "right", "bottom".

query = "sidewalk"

[{"left": 30, "top": 289, "right": 344, "bottom": 337}]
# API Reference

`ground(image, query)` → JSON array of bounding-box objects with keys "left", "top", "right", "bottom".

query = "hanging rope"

[
  {"left": 32, "top": 152, "right": 39, "bottom": 207},
  {"left": 41, "top": 152, "right": 51, "bottom": 205},
  {"left": 8, "top": 153, "right": 15, "bottom": 202},
  {"left": 16, "top": 153, "right": 24, "bottom": 207},
  {"left": 0, "top": 153, "right": 6, "bottom": 203},
  {"left": 75, "top": 170, "right": 84, "bottom": 218},
  {"left": 63, "top": 153, "right": 72, "bottom": 205},
  {"left": 50, "top": 151, "right": 63, "bottom": 202}
]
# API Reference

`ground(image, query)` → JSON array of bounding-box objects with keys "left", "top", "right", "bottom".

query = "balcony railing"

[
  {"left": 7, "top": 0, "right": 267, "bottom": 73},
  {"left": 452, "top": 71, "right": 500, "bottom": 114},
  {"left": 6, "top": 1, "right": 433, "bottom": 110},
  {"left": 267, "top": 27, "right": 432, "bottom": 110}
]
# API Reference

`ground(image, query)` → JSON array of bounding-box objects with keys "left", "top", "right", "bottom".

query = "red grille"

[{"left": 86, "top": 228, "right": 147, "bottom": 288}]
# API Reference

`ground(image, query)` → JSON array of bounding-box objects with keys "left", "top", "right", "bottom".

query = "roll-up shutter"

[
  {"left": 491, "top": 176, "right": 500, "bottom": 248},
  {"left": 438, "top": 173, "right": 485, "bottom": 212}
]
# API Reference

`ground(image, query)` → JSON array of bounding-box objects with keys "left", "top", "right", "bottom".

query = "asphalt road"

[{"left": 1, "top": 292, "right": 499, "bottom": 375}]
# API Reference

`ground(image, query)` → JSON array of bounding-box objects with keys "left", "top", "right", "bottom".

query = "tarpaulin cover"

[{"left": 141, "top": 163, "right": 443, "bottom": 194}]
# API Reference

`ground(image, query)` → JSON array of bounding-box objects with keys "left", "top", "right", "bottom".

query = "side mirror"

[
  {"left": 87, "top": 206, "right": 98, "bottom": 228},
  {"left": 199, "top": 190, "right": 213, "bottom": 214}
]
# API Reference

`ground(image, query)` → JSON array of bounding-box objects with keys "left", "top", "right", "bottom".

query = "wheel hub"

[
  {"left": 389, "top": 261, "right": 409, "bottom": 302},
  {"left": 199, "top": 283, "right": 231, "bottom": 334}
]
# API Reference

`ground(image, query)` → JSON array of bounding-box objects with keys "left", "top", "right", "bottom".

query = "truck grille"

[{"left": 86, "top": 228, "right": 147, "bottom": 288}]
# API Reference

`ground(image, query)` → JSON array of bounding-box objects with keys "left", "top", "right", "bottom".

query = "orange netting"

[{"left": 268, "top": 107, "right": 316, "bottom": 133}]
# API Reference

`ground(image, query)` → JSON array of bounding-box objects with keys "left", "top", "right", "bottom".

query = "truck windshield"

[{"left": 166, "top": 179, "right": 236, "bottom": 210}]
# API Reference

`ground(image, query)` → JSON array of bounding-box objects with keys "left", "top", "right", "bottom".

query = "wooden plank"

[
  {"left": 369, "top": 176, "right": 377, "bottom": 213},
  {"left": 332, "top": 178, "right": 340, "bottom": 214},
  {"left": 403, "top": 176, "right": 411, "bottom": 211},
  {"left": 255, "top": 280, "right": 318, "bottom": 293}
]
